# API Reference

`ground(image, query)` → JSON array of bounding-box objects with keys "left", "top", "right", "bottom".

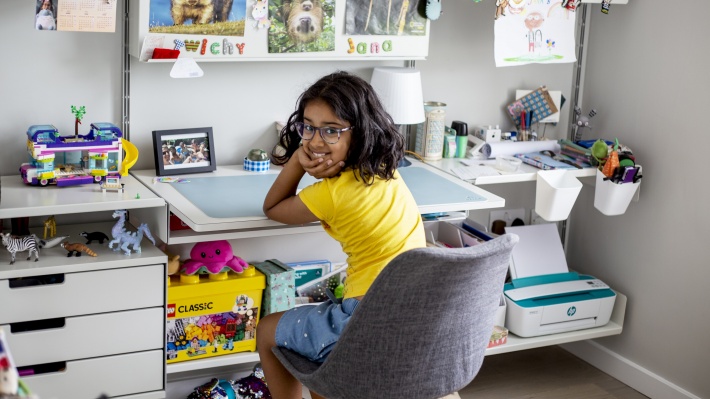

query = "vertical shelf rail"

[
  {"left": 122, "top": 0, "right": 131, "bottom": 141},
  {"left": 561, "top": 3, "right": 590, "bottom": 250}
]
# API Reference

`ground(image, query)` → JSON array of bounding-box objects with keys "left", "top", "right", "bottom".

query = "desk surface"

[
  {"left": 425, "top": 157, "right": 597, "bottom": 185},
  {"left": 131, "top": 158, "right": 505, "bottom": 233}
]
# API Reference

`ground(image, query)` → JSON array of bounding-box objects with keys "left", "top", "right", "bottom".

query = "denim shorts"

[{"left": 275, "top": 298, "right": 360, "bottom": 363}]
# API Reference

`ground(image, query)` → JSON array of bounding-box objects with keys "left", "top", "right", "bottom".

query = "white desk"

[
  {"left": 127, "top": 158, "right": 625, "bottom": 377},
  {"left": 424, "top": 157, "right": 597, "bottom": 185},
  {"left": 131, "top": 158, "right": 506, "bottom": 244}
]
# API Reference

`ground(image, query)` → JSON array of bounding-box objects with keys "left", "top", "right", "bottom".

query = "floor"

[
  {"left": 458, "top": 346, "right": 649, "bottom": 399},
  {"left": 173, "top": 345, "right": 648, "bottom": 399}
]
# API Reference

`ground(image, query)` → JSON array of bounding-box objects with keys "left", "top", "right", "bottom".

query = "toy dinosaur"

[{"left": 111, "top": 223, "right": 156, "bottom": 256}]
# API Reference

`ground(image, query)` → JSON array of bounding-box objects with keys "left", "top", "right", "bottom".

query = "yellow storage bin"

[{"left": 166, "top": 267, "right": 266, "bottom": 363}]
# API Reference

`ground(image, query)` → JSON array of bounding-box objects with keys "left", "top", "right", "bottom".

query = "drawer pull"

[
  {"left": 9, "top": 273, "right": 65, "bottom": 288},
  {"left": 11, "top": 317, "right": 66, "bottom": 333},
  {"left": 17, "top": 361, "right": 67, "bottom": 377}
]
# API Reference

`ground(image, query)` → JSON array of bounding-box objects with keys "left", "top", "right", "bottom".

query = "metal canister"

[{"left": 415, "top": 102, "right": 446, "bottom": 161}]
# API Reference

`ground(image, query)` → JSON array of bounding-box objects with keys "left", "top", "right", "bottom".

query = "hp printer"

[{"left": 503, "top": 224, "right": 616, "bottom": 338}]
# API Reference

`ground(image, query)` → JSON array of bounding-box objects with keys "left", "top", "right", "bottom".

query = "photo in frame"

[{"left": 152, "top": 127, "right": 216, "bottom": 176}]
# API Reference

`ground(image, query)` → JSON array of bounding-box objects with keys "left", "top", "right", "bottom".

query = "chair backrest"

[{"left": 312, "top": 233, "right": 518, "bottom": 399}]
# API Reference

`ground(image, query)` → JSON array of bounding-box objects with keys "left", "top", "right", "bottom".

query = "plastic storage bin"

[
  {"left": 534, "top": 170, "right": 582, "bottom": 221},
  {"left": 594, "top": 168, "right": 640, "bottom": 215},
  {"left": 165, "top": 268, "right": 265, "bottom": 363}
]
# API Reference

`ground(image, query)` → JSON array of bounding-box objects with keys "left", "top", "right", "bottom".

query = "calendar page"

[{"left": 57, "top": 0, "right": 117, "bottom": 33}]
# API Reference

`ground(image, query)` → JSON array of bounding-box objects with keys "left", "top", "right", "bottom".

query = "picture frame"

[{"left": 152, "top": 127, "right": 216, "bottom": 176}]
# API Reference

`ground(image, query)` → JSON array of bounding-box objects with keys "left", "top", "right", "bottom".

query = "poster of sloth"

[
  {"left": 268, "top": 0, "right": 336, "bottom": 53},
  {"left": 148, "top": 0, "right": 247, "bottom": 37},
  {"left": 344, "top": 0, "right": 427, "bottom": 36}
]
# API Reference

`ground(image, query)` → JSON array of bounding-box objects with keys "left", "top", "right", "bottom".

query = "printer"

[{"left": 503, "top": 224, "right": 616, "bottom": 338}]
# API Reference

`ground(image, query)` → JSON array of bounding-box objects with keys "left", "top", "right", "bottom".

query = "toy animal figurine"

[
  {"left": 180, "top": 240, "right": 248, "bottom": 275},
  {"left": 159, "top": 244, "right": 182, "bottom": 275},
  {"left": 111, "top": 224, "right": 156, "bottom": 256},
  {"left": 1, "top": 234, "right": 39, "bottom": 265},
  {"left": 572, "top": 106, "right": 598, "bottom": 141},
  {"left": 43, "top": 216, "right": 56, "bottom": 239},
  {"left": 80, "top": 231, "right": 109, "bottom": 244},
  {"left": 36, "top": 235, "right": 69, "bottom": 249},
  {"left": 60, "top": 242, "right": 98, "bottom": 257}
]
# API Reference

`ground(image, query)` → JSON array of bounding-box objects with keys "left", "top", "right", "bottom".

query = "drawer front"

[
  {"left": 4, "top": 307, "right": 165, "bottom": 367},
  {"left": 0, "top": 264, "right": 164, "bottom": 324},
  {"left": 22, "top": 350, "right": 164, "bottom": 399}
]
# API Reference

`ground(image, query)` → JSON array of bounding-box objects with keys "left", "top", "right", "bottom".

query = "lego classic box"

[{"left": 166, "top": 268, "right": 265, "bottom": 363}]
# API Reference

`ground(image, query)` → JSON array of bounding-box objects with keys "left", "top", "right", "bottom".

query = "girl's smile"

[{"left": 302, "top": 98, "right": 351, "bottom": 164}]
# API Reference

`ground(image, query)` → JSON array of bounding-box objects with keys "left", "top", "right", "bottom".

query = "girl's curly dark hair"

[{"left": 272, "top": 71, "right": 405, "bottom": 185}]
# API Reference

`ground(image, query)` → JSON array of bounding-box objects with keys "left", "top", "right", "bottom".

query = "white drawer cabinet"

[
  {"left": 0, "top": 265, "right": 164, "bottom": 324},
  {"left": 22, "top": 350, "right": 165, "bottom": 399},
  {"left": 3, "top": 307, "right": 165, "bottom": 366},
  {"left": 0, "top": 176, "right": 168, "bottom": 399}
]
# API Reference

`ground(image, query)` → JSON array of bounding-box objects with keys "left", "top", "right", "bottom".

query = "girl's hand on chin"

[{"left": 298, "top": 147, "right": 344, "bottom": 179}]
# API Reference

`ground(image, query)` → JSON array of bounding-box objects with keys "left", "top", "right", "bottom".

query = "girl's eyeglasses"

[{"left": 295, "top": 122, "right": 352, "bottom": 144}]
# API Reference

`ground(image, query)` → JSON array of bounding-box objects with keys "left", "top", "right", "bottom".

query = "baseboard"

[{"left": 561, "top": 341, "right": 701, "bottom": 399}]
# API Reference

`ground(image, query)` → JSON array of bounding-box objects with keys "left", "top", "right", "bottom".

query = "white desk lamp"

[{"left": 370, "top": 67, "right": 425, "bottom": 153}]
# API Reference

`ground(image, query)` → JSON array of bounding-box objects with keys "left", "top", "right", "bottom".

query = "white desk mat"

[{"left": 171, "top": 166, "right": 485, "bottom": 219}]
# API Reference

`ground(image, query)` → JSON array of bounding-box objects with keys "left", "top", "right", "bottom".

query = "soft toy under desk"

[{"left": 180, "top": 240, "right": 248, "bottom": 275}]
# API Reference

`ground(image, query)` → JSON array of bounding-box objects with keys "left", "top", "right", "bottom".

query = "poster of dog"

[
  {"left": 268, "top": 0, "right": 335, "bottom": 53},
  {"left": 149, "top": 0, "right": 247, "bottom": 37},
  {"left": 345, "top": 0, "right": 426, "bottom": 36}
]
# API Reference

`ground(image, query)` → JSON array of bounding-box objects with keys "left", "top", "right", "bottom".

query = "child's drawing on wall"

[{"left": 494, "top": 1, "right": 576, "bottom": 67}]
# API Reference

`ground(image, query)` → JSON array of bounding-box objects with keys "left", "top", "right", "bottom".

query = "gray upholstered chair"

[{"left": 272, "top": 233, "right": 518, "bottom": 399}]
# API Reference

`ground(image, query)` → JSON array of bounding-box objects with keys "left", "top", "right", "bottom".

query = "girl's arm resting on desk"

[{"left": 263, "top": 149, "right": 320, "bottom": 225}]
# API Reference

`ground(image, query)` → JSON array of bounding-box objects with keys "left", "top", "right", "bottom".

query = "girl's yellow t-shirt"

[{"left": 298, "top": 169, "right": 425, "bottom": 299}]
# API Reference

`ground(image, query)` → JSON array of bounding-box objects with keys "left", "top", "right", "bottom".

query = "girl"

[{"left": 258, "top": 71, "right": 426, "bottom": 399}]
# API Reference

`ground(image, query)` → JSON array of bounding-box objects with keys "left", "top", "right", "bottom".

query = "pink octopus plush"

[{"left": 180, "top": 240, "right": 248, "bottom": 275}]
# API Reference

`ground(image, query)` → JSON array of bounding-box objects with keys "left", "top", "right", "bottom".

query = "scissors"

[{"left": 540, "top": 150, "right": 583, "bottom": 169}]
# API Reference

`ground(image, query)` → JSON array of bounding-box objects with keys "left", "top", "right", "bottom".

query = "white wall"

[
  {"left": 0, "top": 1, "right": 123, "bottom": 176},
  {"left": 566, "top": 1, "right": 710, "bottom": 398},
  {"left": 2, "top": 0, "right": 707, "bottom": 398}
]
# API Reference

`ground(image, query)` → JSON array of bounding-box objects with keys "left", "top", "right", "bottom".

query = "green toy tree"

[{"left": 70, "top": 105, "right": 86, "bottom": 138}]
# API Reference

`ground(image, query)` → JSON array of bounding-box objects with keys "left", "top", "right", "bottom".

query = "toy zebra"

[{"left": 1, "top": 233, "right": 40, "bottom": 265}]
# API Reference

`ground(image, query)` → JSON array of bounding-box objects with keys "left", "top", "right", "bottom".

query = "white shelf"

[
  {"left": 424, "top": 158, "right": 597, "bottom": 185},
  {"left": 486, "top": 292, "right": 626, "bottom": 355},
  {"left": 163, "top": 292, "right": 626, "bottom": 373},
  {"left": 0, "top": 222, "right": 167, "bottom": 279},
  {"left": 167, "top": 351, "right": 260, "bottom": 375},
  {"left": 0, "top": 174, "right": 165, "bottom": 219}
]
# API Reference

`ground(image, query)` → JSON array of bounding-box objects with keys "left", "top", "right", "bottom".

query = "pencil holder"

[
  {"left": 594, "top": 168, "right": 640, "bottom": 216},
  {"left": 534, "top": 170, "right": 582, "bottom": 221}
]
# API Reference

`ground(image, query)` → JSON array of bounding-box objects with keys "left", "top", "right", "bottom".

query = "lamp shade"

[{"left": 370, "top": 67, "right": 425, "bottom": 125}]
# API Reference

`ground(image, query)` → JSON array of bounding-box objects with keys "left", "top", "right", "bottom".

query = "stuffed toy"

[{"left": 180, "top": 240, "right": 248, "bottom": 275}]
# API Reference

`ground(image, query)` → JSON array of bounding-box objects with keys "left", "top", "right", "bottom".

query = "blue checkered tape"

[{"left": 244, "top": 157, "right": 270, "bottom": 172}]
